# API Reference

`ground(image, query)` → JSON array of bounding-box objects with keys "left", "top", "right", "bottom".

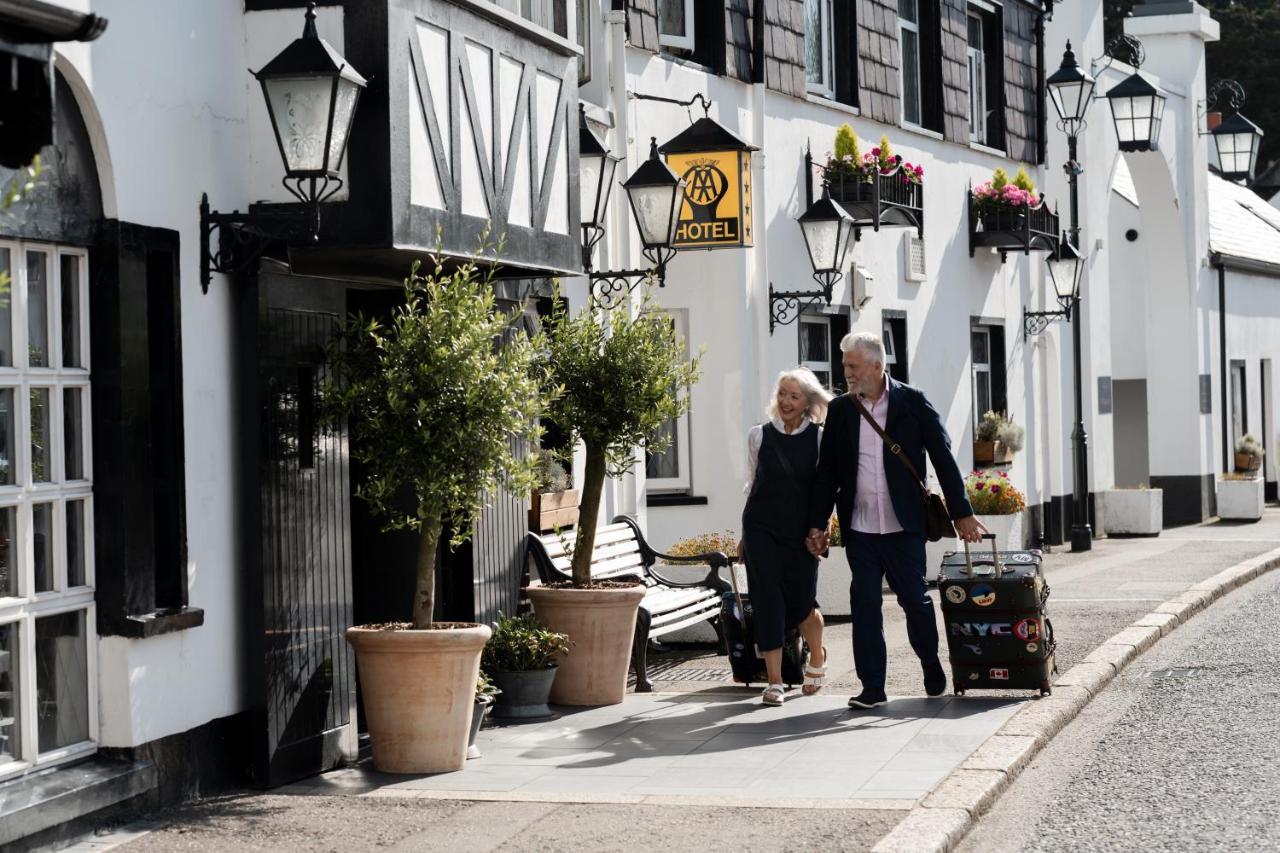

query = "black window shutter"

[
  {"left": 984, "top": 6, "right": 1007, "bottom": 151},
  {"left": 991, "top": 325, "right": 1008, "bottom": 415},
  {"left": 920, "top": 0, "right": 945, "bottom": 132},
  {"left": 693, "top": 0, "right": 727, "bottom": 73},
  {"left": 91, "top": 221, "right": 191, "bottom": 636},
  {"left": 834, "top": 0, "right": 860, "bottom": 108}
]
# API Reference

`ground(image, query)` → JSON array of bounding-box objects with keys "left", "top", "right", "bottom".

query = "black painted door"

[{"left": 243, "top": 269, "right": 357, "bottom": 787}]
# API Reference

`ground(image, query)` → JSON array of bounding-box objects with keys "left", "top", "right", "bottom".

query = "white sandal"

[
  {"left": 762, "top": 683, "right": 786, "bottom": 706},
  {"left": 802, "top": 647, "right": 828, "bottom": 696}
]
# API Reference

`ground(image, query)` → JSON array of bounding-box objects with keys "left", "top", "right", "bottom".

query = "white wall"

[{"left": 1220, "top": 268, "right": 1280, "bottom": 478}]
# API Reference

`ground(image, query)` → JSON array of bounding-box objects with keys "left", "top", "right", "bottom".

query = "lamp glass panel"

[
  {"left": 264, "top": 74, "right": 338, "bottom": 173},
  {"left": 802, "top": 218, "right": 841, "bottom": 272},
  {"left": 1046, "top": 257, "right": 1078, "bottom": 301},
  {"left": 325, "top": 76, "right": 361, "bottom": 171},
  {"left": 1050, "top": 78, "right": 1093, "bottom": 124},
  {"left": 580, "top": 154, "right": 615, "bottom": 228},
  {"left": 629, "top": 183, "right": 680, "bottom": 247},
  {"left": 1217, "top": 131, "right": 1254, "bottom": 176}
]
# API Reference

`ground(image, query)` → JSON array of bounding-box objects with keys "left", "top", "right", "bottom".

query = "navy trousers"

[{"left": 847, "top": 530, "right": 939, "bottom": 691}]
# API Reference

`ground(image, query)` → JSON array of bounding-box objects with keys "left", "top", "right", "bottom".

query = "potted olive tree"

[
  {"left": 482, "top": 613, "right": 572, "bottom": 720},
  {"left": 529, "top": 289, "right": 700, "bottom": 705},
  {"left": 324, "top": 256, "right": 543, "bottom": 773}
]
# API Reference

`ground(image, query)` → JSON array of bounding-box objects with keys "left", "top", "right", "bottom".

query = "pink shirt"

[{"left": 851, "top": 375, "right": 903, "bottom": 535}]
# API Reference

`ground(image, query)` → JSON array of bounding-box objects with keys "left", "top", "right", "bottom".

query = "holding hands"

[{"left": 805, "top": 528, "right": 829, "bottom": 557}]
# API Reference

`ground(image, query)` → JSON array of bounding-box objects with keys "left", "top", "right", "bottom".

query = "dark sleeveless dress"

[{"left": 741, "top": 422, "right": 821, "bottom": 652}]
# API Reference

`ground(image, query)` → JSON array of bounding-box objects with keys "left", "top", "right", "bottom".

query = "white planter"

[
  {"left": 925, "top": 535, "right": 959, "bottom": 583},
  {"left": 1101, "top": 489, "right": 1163, "bottom": 536},
  {"left": 817, "top": 546, "right": 850, "bottom": 617},
  {"left": 975, "top": 512, "right": 1025, "bottom": 552},
  {"left": 1218, "top": 477, "right": 1264, "bottom": 522}
]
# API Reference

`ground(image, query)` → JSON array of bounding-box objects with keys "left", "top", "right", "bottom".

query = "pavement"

[{"left": 71, "top": 510, "right": 1280, "bottom": 852}]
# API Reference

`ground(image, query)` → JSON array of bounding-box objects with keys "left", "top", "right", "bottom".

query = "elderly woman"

[{"left": 737, "top": 367, "right": 833, "bottom": 705}]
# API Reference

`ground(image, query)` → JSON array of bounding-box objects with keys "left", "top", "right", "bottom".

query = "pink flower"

[
  {"left": 1000, "top": 471, "right": 1009, "bottom": 478},
  {"left": 991, "top": 485, "right": 1002, "bottom": 494},
  {"left": 974, "top": 483, "right": 986, "bottom": 491},
  {"left": 870, "top": 147, "right": 880, "bottom": 156}
]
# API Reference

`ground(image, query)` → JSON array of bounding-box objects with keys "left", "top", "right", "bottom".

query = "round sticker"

[
  {"left": 1026, "top": 642, "right": 1039, "bottom": 653},
  {"left": 945, "top": 586, "right": 967, "bottom": 604},
  {"left": 1013, "top": 618, "right": 1041, "bottom": 641},
  {"left": 970, "top": 584, "right": 996, "bottom": 607},
  {"left": 968, "top": 672, "right": 980, "bottom": 681},
  {"left": 1012, "top": 553, "right": 1035, "bottom": 564}
]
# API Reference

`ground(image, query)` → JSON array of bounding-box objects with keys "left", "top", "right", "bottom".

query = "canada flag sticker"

[{"left": 989, "top": 668, "right": 1010, "bottom": 680}]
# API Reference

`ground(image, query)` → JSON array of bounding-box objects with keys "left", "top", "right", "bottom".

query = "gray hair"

[
  {"left": 766, "top": 367, "right": 835, "bottom": 424},
  {"left": 840, "top": 331, "right": 886, "bottom": 366}
]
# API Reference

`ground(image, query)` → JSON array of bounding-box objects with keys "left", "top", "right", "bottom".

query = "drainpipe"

[
  {"left": 746, "top": 0, "right": 768, "bottom": 457},
  {"left": 1212, "top": 253, "right": 1228, "bottom": 473},
  {"left": 1035, "top": 4, "right": 1047, "bottom": 166}
]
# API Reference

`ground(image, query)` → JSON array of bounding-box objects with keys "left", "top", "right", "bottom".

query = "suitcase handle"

[{"left": 961, "top": 533, "right": 1010, "bottom": 575}]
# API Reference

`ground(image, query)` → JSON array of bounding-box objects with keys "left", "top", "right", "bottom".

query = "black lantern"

[
  {"left": 579, "top": 106, "right": 619, "bottom": 269},
  {"left": 1105, "top": 71, "right": 1166, "bottom": 152},
  {"left": 255, "top": 2, "right": 367, "bottom": 206},
  {"left": 1045, "top": 236, "right": 1085, "bottom": 306},
  {"left": 1212, "top": 111, "right": 1265, "bottom": 182},
  {"left": 623, "top": 137, "right": 687, "bottom": 268},
  {"left": 1047, "top": 42, "right": 1096, "bottom": 130},
  {"left": 797, "top": 183, "right": 857, "bottom": 292}
]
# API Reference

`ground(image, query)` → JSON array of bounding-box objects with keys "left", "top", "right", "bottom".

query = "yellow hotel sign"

[{"left": 659, "top": 118, "right": 756, "bottom": 250}]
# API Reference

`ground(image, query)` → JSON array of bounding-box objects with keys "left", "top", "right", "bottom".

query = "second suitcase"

[
  {"left": 938, "top": 534, "right": 1055, "bottom": 696},
  {"left": 721, "top": 563, "right": 807, "bottom": 687}
]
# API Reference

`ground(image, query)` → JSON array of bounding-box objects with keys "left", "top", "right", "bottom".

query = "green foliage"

[
  {"left": 1012, "top": 166, "right": 1036, "bottom": 194},
  {"left": 0, "top": 155, "right": 43, "bottom": 304},
  {"left": 1236, "top": 432, "right": 1263, "bottom": 458},
  {"left": 878, "top": 134, "right": 894, "bottom": 164},
  {"left": 476, "top": 669, "right": 501, "bottom": 701},
  {"left": 662, "top": 530, "right": 738, "bottom": 564},
  {"left": 975, "top": 410, "right": 1024, "bottom": 452},
  {"left": 833, "top": 123, "right": 860, "bottom": 161},
  {"left": 975, "top": 410, "right": 1004, "bottom": 442},
  {"left": 482, "top": 613, "right": 572, "bottom": 672},
  {"left": 532, "top": 447, "right": 572, "bottom": 493},
  {"left": 540, "top": 288, "right": 700, "bottom": 480},
  {"left": 322, "top": 250, "right": 546, "bottom": 626},
  {"left": 990, "top": 167, "right": 1010, "bottom": 191}
]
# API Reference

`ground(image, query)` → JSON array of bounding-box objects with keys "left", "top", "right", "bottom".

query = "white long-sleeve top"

[{"left": 744, "top": 416, "right": 823, "bottom": 494}]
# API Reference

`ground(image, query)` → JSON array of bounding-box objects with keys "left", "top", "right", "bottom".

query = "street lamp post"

[{"left": 1044, "top": 42, "right": 1095, "bottom": 552}]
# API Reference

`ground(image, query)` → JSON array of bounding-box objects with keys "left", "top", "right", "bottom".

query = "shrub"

[
  {"left": 482, "top": 613, "right": 573, "bottom": 672},
  {"left": 476, "top": 669, "right": 501, "bottom": 702},
  {"left": 819, "top": 126, "right": 924, "bottom": 186},
  {"left": 966, "top": 470, "right": 1027, "bottom": 515},
  {"left": 975, "top": 410, "right": 1024, "bottom": 452},
  {"left": 827, "top": 515, "right": 843, "bottom": 548},
  {"left": 973, "top": 165, "right": 1042, "bottom": 215},
  {"left": 532, "top": 447, "right": 572, "bottom": 493},
  {"left": 1235, "top": 433, "right": 1263, "bottom": 458},
  {"left": 663, "top": 530, "right": 738, "bottom": 564}
]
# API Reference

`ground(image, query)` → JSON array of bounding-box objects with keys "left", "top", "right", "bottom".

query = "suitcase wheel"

[
  {"left": 1039, "top": 683, "right": 1052, "bottom": 697},
  {"left": 954, "top": 687, "right": 965, "bottom": 696}
]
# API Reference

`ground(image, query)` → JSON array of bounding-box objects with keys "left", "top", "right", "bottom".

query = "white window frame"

[
  {"left": 799, "top": 315, "right": 833, "bottom": 390},
  {"left": 658, "top": 0, "right": 695, "bottom": 51},
  {"left": 967, "top": 11, "right": 987, "bottom": 144},
  {"left": 971, "top": 326, "right": 993, "bottom": 429},
  {"left": 805, "top": 0, "right": 836, "bottom": 99},
  {"left": 644, "top": 309, "right": 692, "bottom": 493},
  {"left": 0, "top": 239, "right": 97, "bottom": 785},
  {"left": 898, "top": 0, "right": 923, "bottom": 127}
]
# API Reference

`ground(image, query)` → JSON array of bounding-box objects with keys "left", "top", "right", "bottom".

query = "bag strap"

[{"left": 850, "top": 394, "right": 930, "bottom": 496}]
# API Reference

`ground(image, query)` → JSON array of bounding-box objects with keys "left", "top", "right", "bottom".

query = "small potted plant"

[
  {"left": 819, "top": 125, "right": 923, "bottom": 212},
  {"left": 468, "top": 671, "right": 501, "bottom": 759},
  {"left": 965, "top": 469, "right": 1027, "bottom": 551},
  {"left": 482, "top": 613, "right": 572, "bottom": 720},
  {"left": 529, "top": 448, "right": 579, "bottom": 532},
  {"left": 972, "top": 166, "right": 1042, "bottom": 233},
  {"left": 1234, "top": 433, "right": 1263, "bottom": 474},
  {"left": 974, "top": 411, "right": 1024, "bottom": 465}
]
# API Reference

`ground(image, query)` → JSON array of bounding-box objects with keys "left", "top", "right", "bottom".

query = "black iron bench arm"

[{"left": 612, "top": 516, "right": 732, "bottom": 593}]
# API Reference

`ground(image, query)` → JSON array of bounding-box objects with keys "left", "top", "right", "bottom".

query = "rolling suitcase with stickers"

[
  {"left": 938, "top": 533, "right": 1055, "bottom": 696},
  {"left": 720, "top": 561, "right": 808, "bottom": 688}
]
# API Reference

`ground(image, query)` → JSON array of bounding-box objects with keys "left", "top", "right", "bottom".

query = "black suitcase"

[
  {"left": 721, "top": 564, "right": 808, "bottom": 687},
  {"left": 938, "top": 534, "right": 1056, "bottom": 697}
]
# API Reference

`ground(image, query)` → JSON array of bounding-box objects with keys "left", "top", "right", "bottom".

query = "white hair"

[
  {"left": 766, "top": 367, "right": 835, "bottom": 424},
  {"left": 840, "top": 331, "right": 886, "bottom": 366}
]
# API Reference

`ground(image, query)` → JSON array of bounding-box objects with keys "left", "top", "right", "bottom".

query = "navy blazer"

[{"left": 808, "top": 376, "right": 974, "bottom": 538}]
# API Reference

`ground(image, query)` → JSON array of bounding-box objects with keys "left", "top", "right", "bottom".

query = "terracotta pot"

[
  {"left": 1234, "top": 451, "right": 1261, "bottom": 473},
  {"left": 527, "top": 584, "right": 646, "bottom": 706},
  {"left": 974, "top": 440, "right": 1013, "bottom": 466},
  {"left": 346, "top": 623, "right": 491, "bottom": 774}
]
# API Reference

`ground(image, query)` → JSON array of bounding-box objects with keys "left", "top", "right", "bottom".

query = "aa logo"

[{"left": 682, "top": 160, "right": 729, "bottom": 213}]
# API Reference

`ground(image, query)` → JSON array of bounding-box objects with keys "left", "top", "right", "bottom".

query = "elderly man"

[{"left": 807, "top": 332, "right": 985, "bottom": 709}]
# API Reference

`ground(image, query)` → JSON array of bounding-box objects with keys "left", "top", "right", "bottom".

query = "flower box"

[
  {"left": 1101, "top": 488, "right": 1163, "bottom": 536},
  {"left": 975, "top": 511, "right": 1026, "bottom": 551},
  {"left": 529, "top": 488, "right": 579, "bottom": 532},
  {"left": 1234, "top": 451, "right": 1261, "bottom": 474},
  {"left": 1218, "top": 477, "right": 1264, "bottom": 522},
  {"left": 974, "top": 440, "right": 1014, "bottom": 466}
]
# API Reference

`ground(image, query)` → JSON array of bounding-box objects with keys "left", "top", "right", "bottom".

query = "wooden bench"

[{"left": 525, "top": 515, "right": 731, "bottom": 692}]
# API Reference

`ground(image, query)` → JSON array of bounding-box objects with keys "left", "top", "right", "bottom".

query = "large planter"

[
  {"left": 529, "top": 488, "right": 579, "bottom": 532},
  {"left": 1101, "top": 489, "right": 1163, "bottom": 536},
  {"left": 1218, "top": 477, "right": 1264, "bottom": 522},
  {"left": 975, "top": 512, "right": 1025, "bottom": 551},
  {"left": 979, "top": 210, "right": 1028, "bottom": 233},
  {"left": 346, "top": 623, "right": 490, "bottom": 774},
  {"left": 1234, "top": 452, "right": 1262, "bottom": 474},
  {"left": 489, "top": 667, "right": 558, "bottom": 720},
  {"left": 973, "top": 440, "right": 1014, "bottom": 465},
  {"left": 467, "top": 697, "right": 491, "bottom": 760},
  {"left": 527, "top": 584, "right": 646, "bottom": 706}
]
